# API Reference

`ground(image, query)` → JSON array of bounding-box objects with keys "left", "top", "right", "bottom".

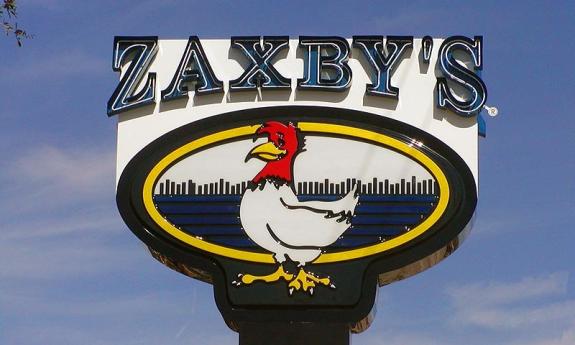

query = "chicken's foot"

[
  {"left": 232, "top": 266, "right": 335, "bottom": 296},
  {"left": 232, "top": 265, "right": 294, "bottom": 286},
  {"left": 288, "top": 268, "right": 336, "bottom": 295}
]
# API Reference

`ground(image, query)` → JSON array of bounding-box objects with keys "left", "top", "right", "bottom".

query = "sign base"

[{"left": 238, "top": 322, "right": 349, "bottom": 345}]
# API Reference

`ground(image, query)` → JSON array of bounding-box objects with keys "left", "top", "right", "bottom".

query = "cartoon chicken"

[{"left": 236, "top": 121, "right": 358, "bottom": 295}]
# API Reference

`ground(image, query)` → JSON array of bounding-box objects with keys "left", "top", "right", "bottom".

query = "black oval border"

[{"left": 116, "top": 105, "right": 477, "bottom": 325}]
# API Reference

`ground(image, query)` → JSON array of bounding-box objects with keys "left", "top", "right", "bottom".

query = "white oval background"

[{"left": 155, "top": 135, "right": 432, "bottom": 193}]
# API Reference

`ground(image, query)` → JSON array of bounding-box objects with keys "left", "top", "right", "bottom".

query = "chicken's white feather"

[{"left": 240, "top": 182, "right": 358, "bottom": 265}]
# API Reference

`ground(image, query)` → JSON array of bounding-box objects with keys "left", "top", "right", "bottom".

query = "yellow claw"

[
  {"left": 236, "top": 265, "right": 294, "bottom": 285},
  {"left": 288, "top": 268, "right": 334, "bottom": 295},
  {"left": 233, "top": 266, "right": 335, "bottom": 295}
]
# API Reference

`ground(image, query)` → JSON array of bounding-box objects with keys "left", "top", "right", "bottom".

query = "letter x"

[{"left": 229, "top": 36, "right": 291, "bottom": 90}]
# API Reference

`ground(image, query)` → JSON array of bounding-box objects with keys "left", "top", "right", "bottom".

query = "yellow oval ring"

[{"left": 142, "top": 122, "right": 450, "bottom": 264}]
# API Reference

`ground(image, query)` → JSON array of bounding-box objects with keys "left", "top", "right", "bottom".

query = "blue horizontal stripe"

[
  {"left": 167, "top": 215, "right": 240, "bottom": 225},
  {"left": 168, "top": 215, "right": 417, "bottom": 226},
  {"left": 355, "top": 204, "right": 433, "bottom": 214},
  {"left": 156, "top": 203, "right": 431, "bottom": 216},
  {"left": 329, "top": 237, "right": 382, "bottom": 247},
  {"left": 181, "top": 225, "right": 406, "bottom": 237},
  {"left": 157, "top": 204, "right": 240, "bottom": 214},
  {"left": 181, "top": 226, "right": 245, "bottom": 236},
  {"left": 179, "top": 225, "right": 406, "bottom": 237},
  {"left": 352, "top": 215, "right": 421, "bottom": 225},
  {"left": 168, "top": 215, "right": 418, "bottom": 226},
  {"left": 205, "top": 236, "right": 387, "bottom": 249},
  {"left": 181, "top": 225, "right": 407, "bottom": 237},
  {"left": 203, "top": 236, "right": 258, "bottom": 248},
  {"left": 345, "top": 226, "right": 406, "bottom": 236},
  {"left": 154, "top": 194, "right": 438, "bottom": 203}
]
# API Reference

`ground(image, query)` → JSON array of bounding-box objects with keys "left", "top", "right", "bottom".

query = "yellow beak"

[{"left": 247, "top": 141, "right": 286, "bottom": 161}]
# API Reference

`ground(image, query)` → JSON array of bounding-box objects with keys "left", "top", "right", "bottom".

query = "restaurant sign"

[{"left": 110, "top": 36, "right": 486, "bottom": 332}]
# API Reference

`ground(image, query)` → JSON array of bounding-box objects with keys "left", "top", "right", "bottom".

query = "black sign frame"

[{"left": 116, "top": 105, "right": 477, "bottom": 329}]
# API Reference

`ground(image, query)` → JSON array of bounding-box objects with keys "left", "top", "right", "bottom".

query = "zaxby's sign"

[{"left": 110, "top": 36, "right": 486, "bottom": 332}]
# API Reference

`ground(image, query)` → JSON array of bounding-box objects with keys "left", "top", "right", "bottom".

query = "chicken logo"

[
  {"left": 235, "top": 122, "right": 359, "bottom": 295},
  {"left": 117, "top": 106, "right": 477, "bottom": 323}
]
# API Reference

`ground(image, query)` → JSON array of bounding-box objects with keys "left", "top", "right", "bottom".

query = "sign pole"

[{"left": 238, "top": 322, "right": 349, "bottom": 345}]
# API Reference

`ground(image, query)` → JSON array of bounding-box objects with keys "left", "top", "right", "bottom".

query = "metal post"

[{"left": 238, "top": 322, "right": 350, "bottom": 345}]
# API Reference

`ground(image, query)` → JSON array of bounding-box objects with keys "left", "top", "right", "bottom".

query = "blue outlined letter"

[
  {"left": 437, "top": 36, "right": 487, "bottom": 116},
  {"left": 107, "top": 36, "right": 158, "bottom": 116}
]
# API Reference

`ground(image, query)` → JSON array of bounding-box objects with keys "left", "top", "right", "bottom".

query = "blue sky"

[{"left": 1, "top": 1, "right": 574, "bottom": 344}]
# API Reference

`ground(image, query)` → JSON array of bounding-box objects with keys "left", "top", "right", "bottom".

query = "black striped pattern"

[
  {"left": 153, "top": 182, "right": 438, "bottom": 250},
  {"left": 157, "top": 177, "right": 438, "bottom": 196}
]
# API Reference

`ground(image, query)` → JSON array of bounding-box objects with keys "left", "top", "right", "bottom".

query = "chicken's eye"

[{"left": 277, "top": 133, "right": 285, "bottom": 148}]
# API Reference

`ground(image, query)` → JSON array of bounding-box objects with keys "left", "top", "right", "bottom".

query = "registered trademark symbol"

[{"left": 484, "top": 105, "right": 499, "bottom": 117}]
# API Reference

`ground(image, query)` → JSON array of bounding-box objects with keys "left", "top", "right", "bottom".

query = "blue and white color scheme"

[
  {"left": 107, "top": 36, "right": 158, "bottom": 116},
  {"left": 6, "top": 3, "right": 575, "bottom": 344},
  {"left": 161, "top": 36, "right": 223, "bottom": 101},
  {"left": 353, "top": 36, "right": 413, "bottom": 98},
  {"left": 111, "top": 36, "right": 486, "bottom": 333},
  {"left": 436, "top": 36, "right": 487, "bottom": 116},
  {"left": 229, "top": 36, "right": 291, "bottom": 91},
  {"left": 108, "top": 36, "right": 487, "bottom": 121},
  {"left": 112, "top": 37, "right": 485, "bottom": 181}
]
